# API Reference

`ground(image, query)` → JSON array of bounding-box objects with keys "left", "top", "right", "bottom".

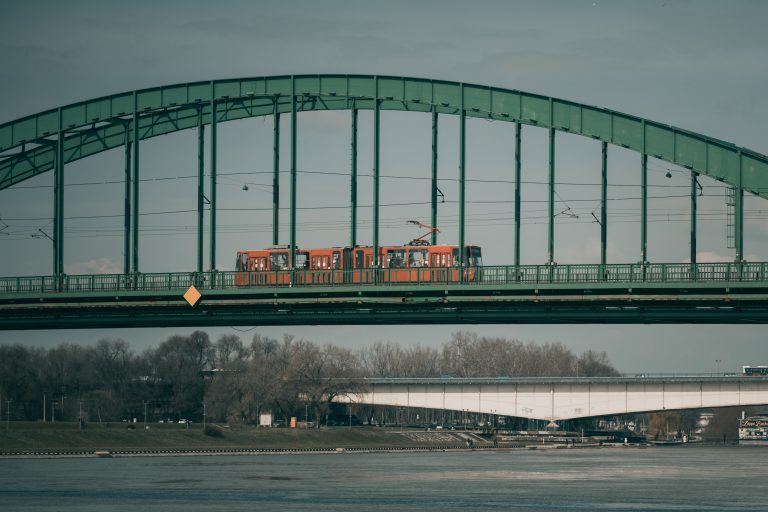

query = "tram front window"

[
  {"left": 470, "top": 247, "right": 483, "bottom": 267},
  {"left": 270, "top": 252, "right": 289, "bottom": 270}
]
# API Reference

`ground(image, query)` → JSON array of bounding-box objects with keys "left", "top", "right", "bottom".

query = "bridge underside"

[
  {"left": 339, "top": 377, "right": 768, "bottom": 421},
  {"left": 2, "top": 281, "right": 768, "bottom": 329}
]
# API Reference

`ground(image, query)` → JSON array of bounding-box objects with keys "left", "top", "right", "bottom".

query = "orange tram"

[{"left": 234, "top": 244, "right": 483, "bottom": 286}]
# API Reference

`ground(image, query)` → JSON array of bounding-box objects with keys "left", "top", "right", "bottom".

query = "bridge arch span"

[{"left": 2, "top": 74, "right": 767, "bottom": 197}]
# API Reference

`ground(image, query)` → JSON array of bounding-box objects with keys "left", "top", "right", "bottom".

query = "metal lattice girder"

[{"left": 1, "top": 75, "right": 767, "bottom": 198}]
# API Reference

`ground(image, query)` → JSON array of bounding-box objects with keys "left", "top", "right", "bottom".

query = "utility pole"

[
  {"left": 202, "top": 401, "right": 206, "bottom": 430},
  {"left": 143, "top": 401, "right": 148, "bottom": 430}
]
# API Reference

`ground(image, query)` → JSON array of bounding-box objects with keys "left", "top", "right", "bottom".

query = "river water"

[{"left": 0, "top": 446, "right": 764, "bottom": 511}]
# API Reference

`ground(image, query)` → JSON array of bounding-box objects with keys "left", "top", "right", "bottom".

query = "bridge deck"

[{"left": 1, "top": 263, "right": 767, "bottom": 329}]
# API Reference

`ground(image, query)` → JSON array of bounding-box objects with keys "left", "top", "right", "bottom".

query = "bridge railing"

[{"left": 0, "top": 262, "right": 766, "bottom": 295}]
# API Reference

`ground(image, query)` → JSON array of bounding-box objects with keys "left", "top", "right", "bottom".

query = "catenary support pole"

[
  {"left": 272, "top": 99, "right": 280, "bottom": 246},
  {"left": 431, "top": 109, "right": 438, "bottom": 246},
  {"left": 351, "top": 107, "right": 358, "bottom": 247},
  {"left": 373, "top": 78, "right": 380, "bottom": 269},
  {"left": 601, "top": 141, "right": 608, "bottom": 267},
  {"left": 132, "top": 94, "right": 140, "bottom": 273},
  {"left": 197, "top": 107, "right": 205, "bottom": 273},
  {"left": 124, "top": 124, "right": 132, "bottom": 275},
  {"left": 690, "top": 171, "right": 698, "bottom": 266},
  {"left": 209, "top": 89, "right": 217, "bottom": 271},
  {"left": 514, "top": 122, "right": 521, "bottom": 268},
  {"left": 290, "top": 78, "right": 298, "bottom": 267}
]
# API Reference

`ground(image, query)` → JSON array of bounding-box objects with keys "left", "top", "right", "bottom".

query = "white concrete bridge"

[{"left": 337, "top": 376, "right": 768, "bottom": 421}]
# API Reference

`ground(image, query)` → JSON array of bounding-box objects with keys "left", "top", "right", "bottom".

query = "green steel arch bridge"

[{"left": 1, "top": 74, "right": 768, "bottom": 329}]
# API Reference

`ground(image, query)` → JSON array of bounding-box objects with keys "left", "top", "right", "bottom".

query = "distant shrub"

[{"left": 203, "top": 425, "right": 224, "bottom": 438}]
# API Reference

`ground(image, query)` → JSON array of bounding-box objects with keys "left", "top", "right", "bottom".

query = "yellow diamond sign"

[{"left": 183, "top": 286, "right": 201, "bottom": 307}]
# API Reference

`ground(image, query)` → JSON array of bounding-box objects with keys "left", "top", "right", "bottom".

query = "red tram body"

[{"left": 234, "top": 244, "right": 482, "bottom": 286}]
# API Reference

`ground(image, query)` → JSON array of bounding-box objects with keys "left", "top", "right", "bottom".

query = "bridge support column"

[
  {"left": 458, "top": 84, "right": 466, "bottom": 282},
  {"left": 209, "top": 90, "right": 218, "bottom": 272},
  {"left": 690, "top": 171, "right": 698, "bottom": 267},
  {"left": 132, "top": 95, "right": 140, "bottom": 274},
  {"left": 548, "top": 126, "right": 555, "bottom": 265},
  {"left": 350, "top": 107, "right": 357, "bottom": 247},
  {"left": 514, "top": 122, "right": 521, "bottom": 268},
  {"left": 431, "top": 109, "right": 438, "bottom": 246},
  {"left": 290, "top": 78, "right": 298, "bottom": 268},
  {"left": 373, "top": 78, "right": 380, "bottom": 271},
  {"left": 124, "top": 125, "right": 131, "bottom": 275},
  {"left": 273, "top": 100, "right": 280, "bottom": 247},
  {"left": 197, "top": 107, "right": 205, "bottom": 273},
  {"left": 601, "top": 141, "right": 608, "bottom": 268}
]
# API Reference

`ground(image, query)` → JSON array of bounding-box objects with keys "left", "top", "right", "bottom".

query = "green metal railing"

[{"left": 1, "top": 262, "right": 767, "bottom": 296}]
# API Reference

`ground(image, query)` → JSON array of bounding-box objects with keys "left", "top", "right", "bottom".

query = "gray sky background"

[{"left": 0, "top": 0, "right": 767, "bottom": 373}]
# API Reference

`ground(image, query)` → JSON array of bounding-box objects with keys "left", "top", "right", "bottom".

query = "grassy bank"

[{"left": 0, "top": 422, "right": 469, "bottom": 453}]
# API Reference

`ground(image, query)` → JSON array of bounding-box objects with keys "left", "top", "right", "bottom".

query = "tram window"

[
  {"left": 408, "top": 249, "right": 427, "bottom": 268},
  {"left": 387, "top": 249, "right": 406, "bottom": 268},
  {"left": 295, "top": 252, "right": 308, "bottom": 269},
  {"left": 365, "top": 255, "right": 371, "bottom": 268},
  {"left": 332, "top": 251, "right": 341, "bottom": 269},
  {"left": 355, "top": 251, "right": 364, "bottom": 269},
  {"left": 238, "top": 253, "right": 247, "bottom": 271},
  {"left": 270, "top": 252, "right": 289, "bottom": 270},
  {"left": 470, "top": 247, "right": 483, "bottom": 267},
  {"left": 452, "top": 248, "right": 460, "bottom": 266}
]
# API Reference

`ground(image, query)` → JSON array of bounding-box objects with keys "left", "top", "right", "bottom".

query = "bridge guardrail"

[{"left": 0, "top": 262, "right": 766, "bottom": 295}]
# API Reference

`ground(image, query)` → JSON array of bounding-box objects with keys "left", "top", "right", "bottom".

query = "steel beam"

[
  {"left": 131, "top": 96, "right": 140, "bottom": 273},
  {"left": 431, "top": 109, "right": 438, "bottom": 246},
  {"left": 601, "top": 141, "right": 608, "bottom": 267},
  {"left": 351, "top": 107, "right": 358, "bottom": 247},
  {"left": 290, "top": 78, "right": 298, "bottom": 267},
  {"left": 690, "top": 171, "right": 698, "bottom": 266},
  {"left": 197, "top": 108, "right": 205, "bottom": 273},
  {"left": 272, "top": 100, "right": 280, "bottom": 246},
  {"left": 209, "top": 91, "right": 217, "bottom": 271},
  {"left": 373, "top": 78, "right": 380, "bottom": 269},
  {"left": 514, "top": 122, "right": 521, "bottom": 268},
  {"left": 459, "top": 85, "right": 466, "bottom": 281},
  {"left": 548, "top": 127, "right": 555, "bottom": 264},
  {"left": 123, "top": 126, "right": 131, "bottom": 275}
]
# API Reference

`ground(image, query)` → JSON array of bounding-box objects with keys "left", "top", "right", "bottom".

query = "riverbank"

[{"left": 0, "top": 421, "right": 487, "bottom": 456}]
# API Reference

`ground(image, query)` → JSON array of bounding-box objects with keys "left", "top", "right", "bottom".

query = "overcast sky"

[{"left": 1, "top": 0, "right": 767, "bottom": 373}]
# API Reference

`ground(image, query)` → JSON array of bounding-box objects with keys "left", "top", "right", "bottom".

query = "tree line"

[{"left": 0, "top": 331, "right": 619, "bottom": 426}]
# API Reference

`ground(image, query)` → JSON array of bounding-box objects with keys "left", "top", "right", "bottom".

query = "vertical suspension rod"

[
  {"left": 131, "top": 94, "right": 140, "bottom": 273},
  {"left": 736, "top": 150, "right": 744, "bottom": 262},
  {"left": 458, "top": 84, "right": 466, "bottom": 281},
  {"left": 272, "top": 98, "right": 280, "bottom": 246},
  {"left": 350, "top": 107, "right": 358, "bottom": 247},
  {"left": 197, "top": 107, "right": 205, "bottom": 273},
  {"left": 290, "top": 78, "right": 298, "bottom": 267},
  {"left": 209, "top": 88, "right": 218, "bottom": 271},
  {"left": 641, "top": 153, "right": 648, "bottom": 264},
  {"left": 373, "top": 78, "right": 380, "bottom": 269},
  {"left": 53, "top": 109, "right": 64, "bottom": 277},
  {"left": 431, "top": 109, "right": 438, "bottom": 246},
  {"left": 123, "top": 124, "right": 132, "bottom": 275},
  {"left": 601, "top": 141, "right": 608, "bottom": 267},
  {"left": 514, "top": 122, "right": 521, "bottom": 268},
  {"left": 547, "top": 126, "right": 555, "bottom": 264}
]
